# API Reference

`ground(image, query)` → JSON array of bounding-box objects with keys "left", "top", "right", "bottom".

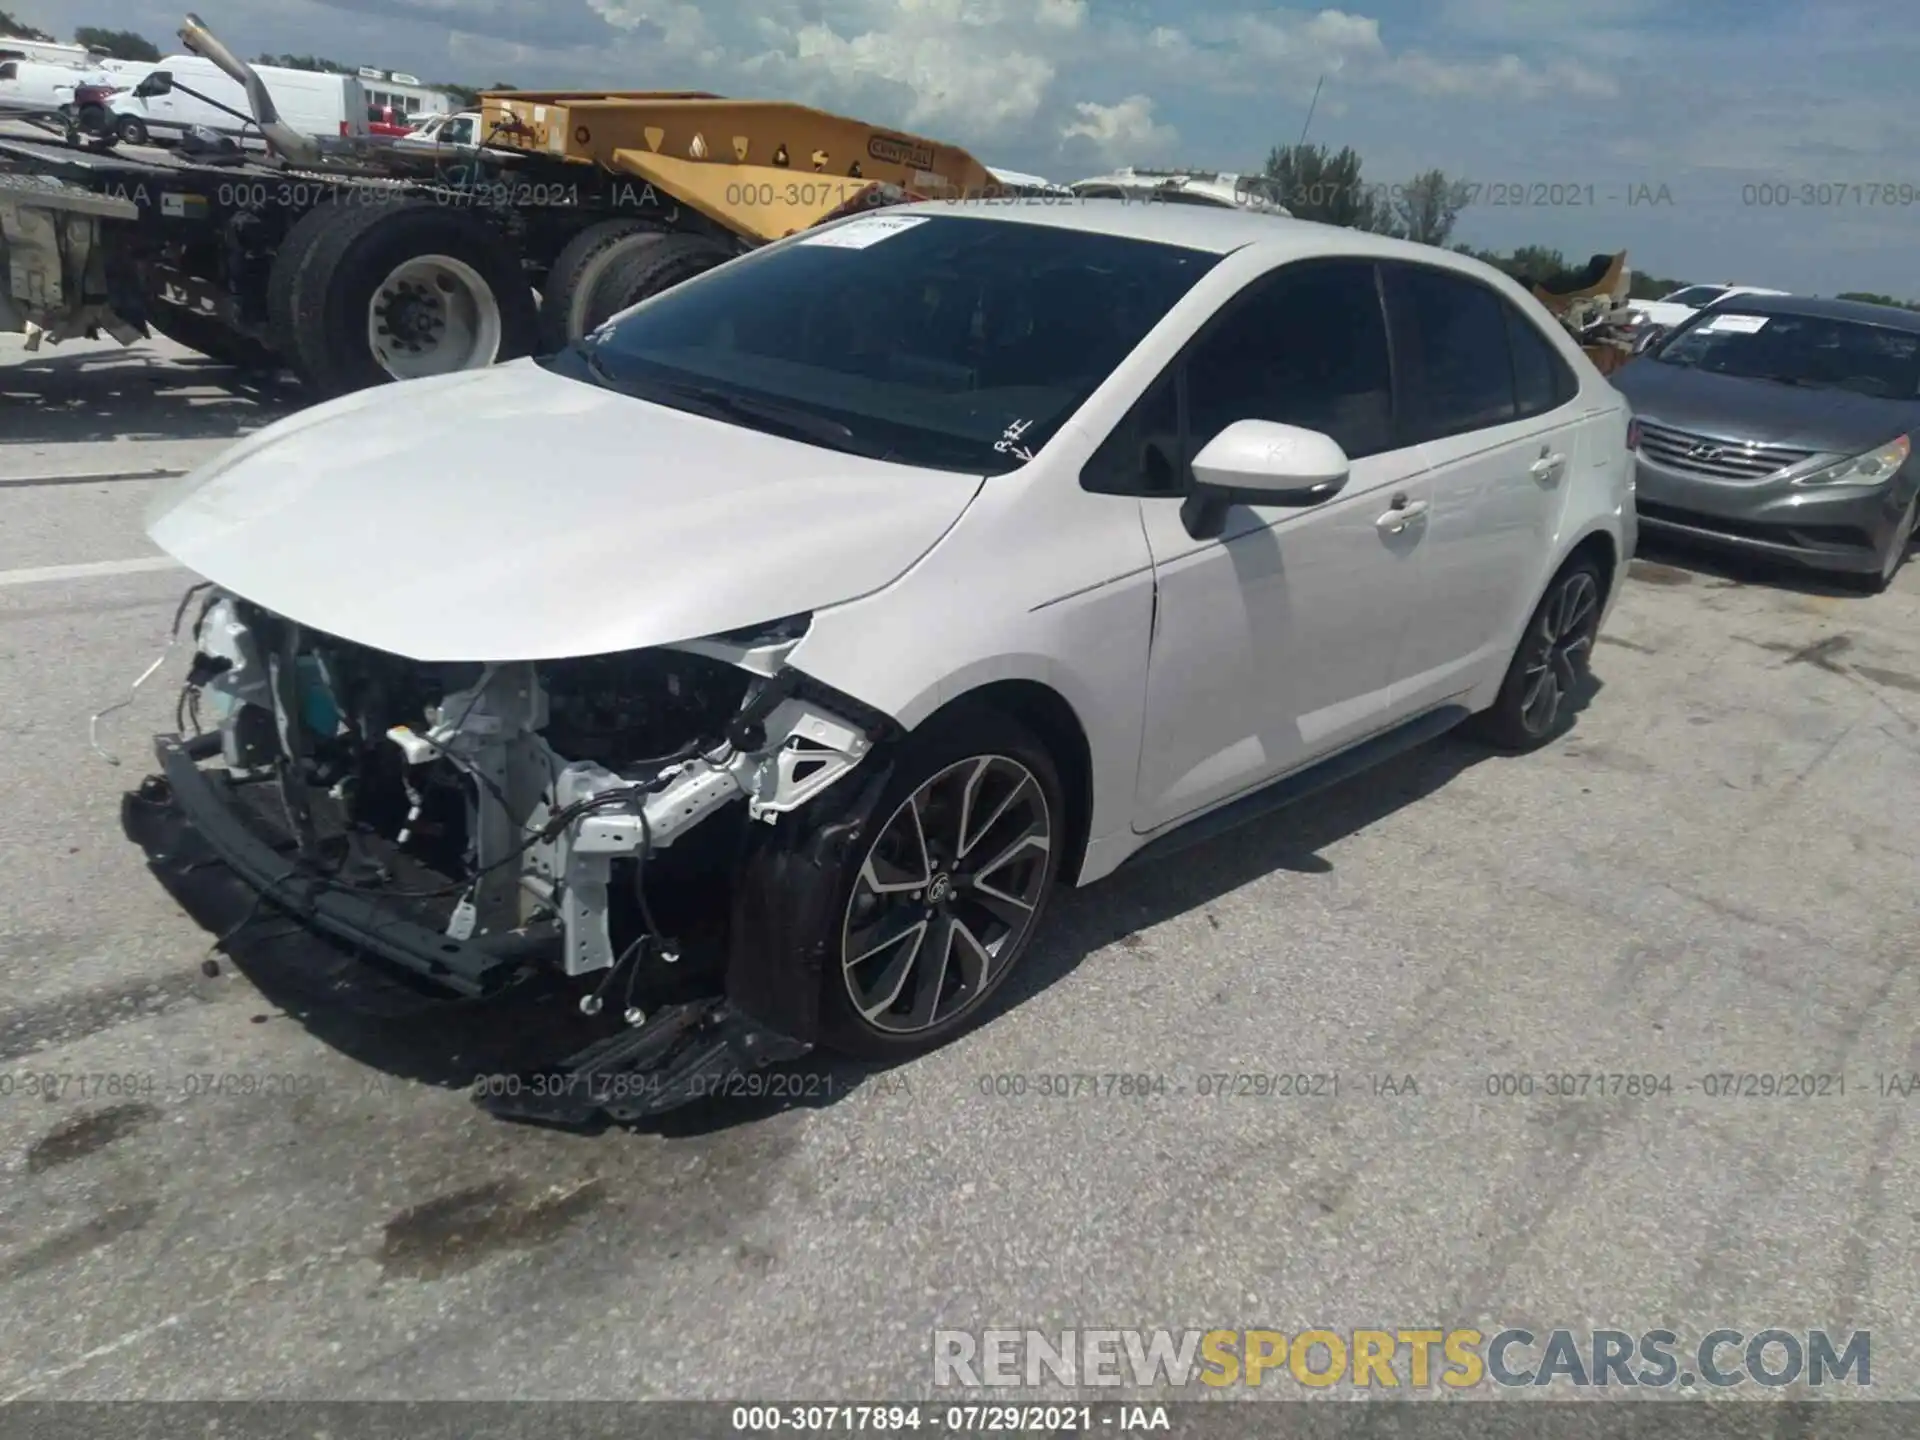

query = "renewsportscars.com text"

[{"left": 933, "top": 1327, "right": 1871, "bottom": 1389}]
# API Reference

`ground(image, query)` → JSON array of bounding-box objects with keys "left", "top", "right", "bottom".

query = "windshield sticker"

[
  {"left": 1702, "top": 314, "right": 1769, "bottom": 333},
  {"left": 798, "top": 214, "right": 930, "bottom": 248},
  {"left": 994, "top": 418, "right": 1035, "bottom": 462}
]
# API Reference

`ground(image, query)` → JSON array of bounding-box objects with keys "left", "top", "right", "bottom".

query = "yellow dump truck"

[{"left": 0, "top": 13, "right": 1007, "bottom": 396}]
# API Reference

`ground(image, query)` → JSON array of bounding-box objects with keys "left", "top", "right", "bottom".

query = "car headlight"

[{"left": 1793, "top": 434, "right": 1910, "bottom": 487}]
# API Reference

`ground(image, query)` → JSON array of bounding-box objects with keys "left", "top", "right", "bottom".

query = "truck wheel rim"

[
  {"left": 367, "top": 254, "right": 501, "bottom": 381},
  {"left": 841, "top": 755, "right": 1051, "bottom": 1035}
]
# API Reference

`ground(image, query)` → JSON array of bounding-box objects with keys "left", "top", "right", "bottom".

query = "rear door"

[{"left": 1381, "top": 262, "right": 1581, "bottom": 711}]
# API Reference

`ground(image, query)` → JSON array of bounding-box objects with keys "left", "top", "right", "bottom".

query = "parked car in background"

[
  {"left": 137, "top": 203, "right": 1633, "bottom": 1119},
  {"left": 1628, "top": 282, "right": 1789, "bottom": 332},
  {"left": 391, "top": 108, "right": 483, "bottom": 153},
  {"left": 1612, "top": 294, "right": 1920, "bottom": 590},
  {"left": 0, "top": 57, "right": 117, "bottom": 119},
  {"left": 365, "top": 102, "right": 412, "bottom": 137}
]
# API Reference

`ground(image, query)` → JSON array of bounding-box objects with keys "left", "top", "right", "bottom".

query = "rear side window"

[
  {"left": 1505, "top": 303, "right": 1579, "bottom": 417},
  {"left": 1385, "top": 265, "right": 1520, "bottom": 439},
  {"left": 1184, "top": 259, "right": 1395, "bottom": 461}
]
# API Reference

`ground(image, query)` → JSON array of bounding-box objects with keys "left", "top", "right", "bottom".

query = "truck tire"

[
  {"left": 115, "top": 114, "right": 149, "bottom": 145},
  {"left": 536, "top": 218, "right": 666, "bottom": 352},
  {"left": 266, "top": 202, "right": 354, "bottom": 382},
  {"left": 289, "top": 201, "right": 538, "bottom": 398},
  {"left": 145, "top": 306, "right": 283, "bottom": 373},
  {"left": 588, "top": 231, "right": 735, "bottom": 321}
]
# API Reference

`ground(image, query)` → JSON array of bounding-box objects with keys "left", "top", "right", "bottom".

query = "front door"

[{"left": 1128, "top": 259, "right": 1434, "bottom": 833}]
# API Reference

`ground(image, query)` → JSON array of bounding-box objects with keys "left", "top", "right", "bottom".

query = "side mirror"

[
  {"left": 1180, "top": 419, "right": 1348, "bottom": 539},
  {"left": 134, "top": 70, "right": 173, "bottom": 98}
]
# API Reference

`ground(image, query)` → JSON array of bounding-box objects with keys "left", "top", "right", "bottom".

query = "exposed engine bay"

[{"left": 138, "top": 585, "right": 893, "bottom": 1120}]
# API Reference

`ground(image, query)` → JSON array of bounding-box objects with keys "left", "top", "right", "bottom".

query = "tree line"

[{"left": 1258, "top": 142, "right": 1920, "bottom": 308}]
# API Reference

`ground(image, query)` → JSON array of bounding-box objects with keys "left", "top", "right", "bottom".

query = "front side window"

[
  {"left": 1385, "top": 264, "right": 1519, "bottom": 439},
  {"left": 1183, "top": 259, "right": 1395, "bottom": 461},
  {"left": 556, "top": 214, "right": 1223, "bottom": 474},
  {"left": 1081, "top": 373, "right": 1181, "bottom": 496}
]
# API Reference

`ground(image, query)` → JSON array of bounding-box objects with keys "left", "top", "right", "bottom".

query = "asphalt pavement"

[{"left": 4, "top": 333, "right": 1920, "bottom": 1402}]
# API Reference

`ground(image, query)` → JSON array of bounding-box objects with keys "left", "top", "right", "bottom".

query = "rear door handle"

[
  {"left": 1530, "top": 451, "right": 1566, "bottom": 483},
  {"left": 1377, "top": 496, "right": 1429, "bottom": 533}
]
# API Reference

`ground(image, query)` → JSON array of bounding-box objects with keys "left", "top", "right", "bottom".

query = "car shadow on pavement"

[
  {"left": 1631, "top": 533, "right": 1903, "bottom": 598},
  {"left": 0, "top": 343, "right": 299, "bottom": 445},
  {"left": 118, "top": 682, "right": 1601, "bottom": 1138}
]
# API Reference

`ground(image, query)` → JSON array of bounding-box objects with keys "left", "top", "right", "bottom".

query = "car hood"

[
  {"left": 1611, "top": 357, "right": 1920, "bottom": 453},
  {"left": 146, "top": 359, "right": 985, "bottom": 661}
]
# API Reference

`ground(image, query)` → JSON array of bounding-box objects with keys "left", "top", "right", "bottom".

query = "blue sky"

[{"left": 21, "top": 0, "right": 1920, "bottom": 295}]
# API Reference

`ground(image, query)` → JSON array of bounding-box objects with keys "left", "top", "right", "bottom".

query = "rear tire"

[
  {"left": 287, "top": 201, "right": 538, "bottom": 398},
  {"left": 266, "top": 203, "right": 352, "bottom": 382},
  {"left": 1466, "top": 559, "right": 1604, "bottom": 752},
  {"left": 144, "top": 306, "right": 283, "bottom": 373},
  {"left": 588, "top": 231, "right": 734, "bottom": 319},
  {"left": 817, "top": 704, "right": 1064, "bottom": 1062},
  {"left": 535, "top": 219, "right": 665, "bottom": 352}
]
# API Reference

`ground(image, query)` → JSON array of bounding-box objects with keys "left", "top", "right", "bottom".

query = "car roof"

[
  {"left": 1711, "top": 291, "right": 1920, "bottom": 331},
  {"left": 885, "top": 195, "right": 1512, "bottom": 275}
]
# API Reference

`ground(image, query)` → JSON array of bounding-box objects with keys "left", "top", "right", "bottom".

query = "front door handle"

[
  {"left": 1377, "top": 496, "right": 1429, "bottom": 533},
  {"left": 1530, "top": 450, "right": 1566, "bottom": 483}
]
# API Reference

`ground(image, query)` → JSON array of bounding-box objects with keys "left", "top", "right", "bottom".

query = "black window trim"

[
  {"left": 1381, "top": 258, "right": 1581, "bottom": 442},
  {"left": 1503, "top": 294, "right": 1581, "bottom": 418},
  {"left": 1079, "top": 254, "right": 1404, "bottom": 497}
]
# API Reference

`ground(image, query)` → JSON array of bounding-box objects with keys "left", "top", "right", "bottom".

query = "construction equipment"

[{"left": 0, "top": 13, "right": 1010, "bottom": 397}]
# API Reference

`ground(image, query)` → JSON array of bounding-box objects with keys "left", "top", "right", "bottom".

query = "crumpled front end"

[{"left": 138, "top": 586, "right": 894, "bottom": 1123}]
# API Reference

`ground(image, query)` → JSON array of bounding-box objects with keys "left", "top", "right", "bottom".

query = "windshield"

[
  {"left": 1661, "top": 285, "right": 1728, "bottom": 307},
  {"left": 1652, "top": 309, "right": 1920, "bottom": 398},
  {"left": 552, "top": 213, "right": 1222, "bottom": 474}
]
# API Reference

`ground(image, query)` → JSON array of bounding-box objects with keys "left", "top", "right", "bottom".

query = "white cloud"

[
  {"left": 1385, "top": 51, "right": 1619, "bottom": 101},
  {"left": 1060, "top": 94, "right": 1178, "bottom": 164}
]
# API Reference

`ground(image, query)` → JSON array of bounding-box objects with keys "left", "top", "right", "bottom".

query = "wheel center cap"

[{"left": 926, "top": 872, "right": 953, "bottom": 905}]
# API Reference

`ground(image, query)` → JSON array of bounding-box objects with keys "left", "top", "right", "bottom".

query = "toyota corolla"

[{"left": 130, "top": 201, "right": 1635, "bottom": 1123}]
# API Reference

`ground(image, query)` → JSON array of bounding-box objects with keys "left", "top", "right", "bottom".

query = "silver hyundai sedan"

[{"left": 1612, "top": 294, "right": 1920, "bottom": 591}]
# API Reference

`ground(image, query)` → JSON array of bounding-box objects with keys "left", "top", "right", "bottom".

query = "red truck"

[{"left": 365, "top": 102, "right": 410, "bottom": 137}]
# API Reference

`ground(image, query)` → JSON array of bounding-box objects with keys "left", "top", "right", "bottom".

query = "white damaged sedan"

[{"left": 136, "top": 200, "right": 1635, "bottom": 1122}]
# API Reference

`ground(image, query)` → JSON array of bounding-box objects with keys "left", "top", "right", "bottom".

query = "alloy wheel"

[
  {"left": 1519, "top": 570, "right": 1599, "bottom": 736},
  {"left": 840, "top": 755, "right": 1052, "bottom": 1035}
]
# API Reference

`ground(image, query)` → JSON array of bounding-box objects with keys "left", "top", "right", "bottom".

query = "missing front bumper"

[
  {"left": 140, "top": 732, "right": 821, "bottom": 1126},
  {"left": 149, "top": 733, "right": 534, "bottom": 998}
]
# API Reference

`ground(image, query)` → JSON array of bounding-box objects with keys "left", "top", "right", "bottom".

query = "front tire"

[
  {"left": 818, "top": 706, "right": 1065, "bottom": 1061},
  {"left": 1858, "top": 491, "right": 1918, "bottom": 595},
  {"left": 116, "top": 114, "right": 149, "bottom": 145},
  {"left": 1467, "top": 559, "right": 1603, "bottom": 751}
]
